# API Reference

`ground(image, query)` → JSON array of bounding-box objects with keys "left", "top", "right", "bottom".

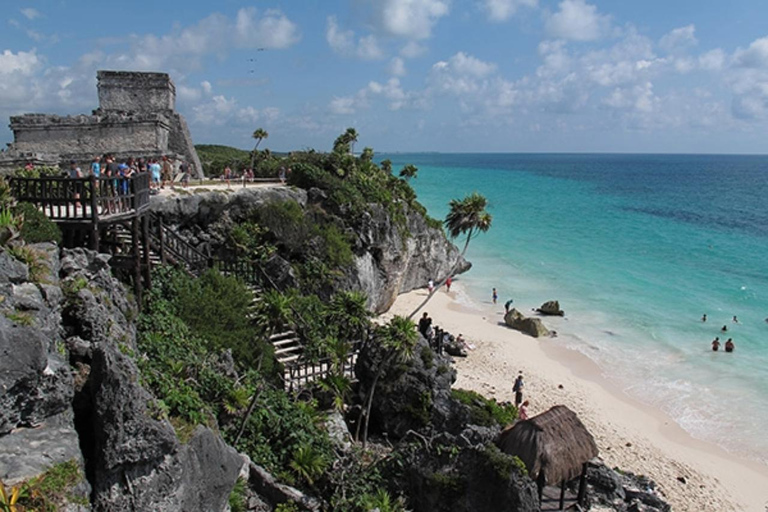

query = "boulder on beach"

[
  {"left": 536, "top": 300, "right": 564, "bottom": 316},
  {"left": 504, "top": 308, "right": 550, "bottom": 338}
]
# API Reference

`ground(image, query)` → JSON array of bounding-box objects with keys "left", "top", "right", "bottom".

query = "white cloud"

[
  {"left": 0, "top": 48, "right": 40, "bottom": 75},
  {"left": 389, "top": 57, "right": 407, "bottom": 76},
  {"left": 659, "top": 25, "right": 698, "bottom": 54},
  {"left": 603, "top": 82, "right": 657, "bottom": 112},
  {"left": 430, "top": 52, "right": 498, "bottom": 95},
  {"left": 373, "top": 0, "right": 450, "bottom": 40},
  {"left": 20, "top": 8, "right": 40, "bottom": 20},
  {"left": 545, "top": 0, "right": 611, "bottom": 42},
  {"left": 106, "top": 8, "right": 300, "bottom": 73},
  {"left": 201, "top": 80, "right": 212, "bottom": 94},
  {"left": 484, "top": 0, "right": 538, "bottom": 22},
  {"left": 400, "top": 41, "right": 428, "bottom": 58},
  {"left": 326, "top": 16, "right": 384, "bottom": 60},
  {"left": 699, "top": 49, "right": 725, "bottom": 71},
  {"left": 329, "top": 95, "right": 360, "bottom": 115},
  {"left": 733, "top": 37, "right": 768, "bottom": 68},
  {"left": 234, "top": 8, "right": 300, "bottom": 49}
]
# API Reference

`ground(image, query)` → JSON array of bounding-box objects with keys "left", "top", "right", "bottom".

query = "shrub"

[
  {"left": 13, "top": 202, "right": 62, "bottom": 244},
  {"left": 451, "top": 388, "right": 517, "bottom": 427}
]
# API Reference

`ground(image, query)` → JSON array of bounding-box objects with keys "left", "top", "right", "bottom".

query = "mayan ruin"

[{"left": 0, "top": 70, "right": 203, "bottom": 177}]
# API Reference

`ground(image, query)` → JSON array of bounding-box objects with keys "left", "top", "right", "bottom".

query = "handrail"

[
  {"left": 147, "top": 212, "right": 209, "bottom": 273},
  {"left": 8, "top": 174, "right": 151, "bottom": 221}
]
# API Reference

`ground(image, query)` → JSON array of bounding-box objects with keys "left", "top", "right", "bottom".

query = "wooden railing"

[
  {"left": 147, "top": 212, "right": 210, "bottom": 274},
  {"left": 8, "top": 173, "right": 151, "bottom": 221}
]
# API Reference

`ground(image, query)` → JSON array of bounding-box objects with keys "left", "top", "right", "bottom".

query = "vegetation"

[
  {"left": 13, "top": 202, "right": 62, "bottom": 244},
  {"left": 0, "top": 459, "right": 87, "bottom": 511},
  {"left": 250, "top": 127, "right": 269, "bottom": 168},
  {"left": 451, "top": 388, "right": 517, "bottom": 427},
  {"left": 195, "top": 144, "right": 251, "bottom": 177}
]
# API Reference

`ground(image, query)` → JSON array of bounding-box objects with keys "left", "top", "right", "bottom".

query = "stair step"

[
  {"left": 269, "top": 330, "right": 296, "bottom": 341},
  {"left": 272, "top": 338, "right": 299, "bottom": 347},
  {"left": 274, "top": 346, "right": 301, "bottom": 356},
  {"left": 279, "top": 354, "right": 301, "bottom": 364}
]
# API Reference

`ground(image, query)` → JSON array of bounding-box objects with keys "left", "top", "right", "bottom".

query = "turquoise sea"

[{"left": 383, "top": 153, "right": 768, "bottom": 463}]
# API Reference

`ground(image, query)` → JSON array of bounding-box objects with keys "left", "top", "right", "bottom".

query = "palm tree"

[
  {"left": 398, "top": 164, "right": 418, "bottom": 181},
  {"left": 380, "top": 159, "right": 393, "bottom": 175},
  {"left": 250, "top": 128, "right": 269, "bottom": 168},
  {"left": 356, "top": 315, "right": 418, "bottom": 447},
  {"left": 327, "top": 291, "right": 371, "bottom": 345},
  {"left": 407, "top": 192, "right": 492, "bottom": 320},
  {"left": 360, "top": 147, "right": 374, "bottom": 163},
  {"left": 333, "top": 127, "right": 358, "bottom": 154}
]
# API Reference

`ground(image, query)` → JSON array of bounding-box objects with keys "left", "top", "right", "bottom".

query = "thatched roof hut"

[{"left": 496, "top": 405, "right": 598, "bottom": 486}]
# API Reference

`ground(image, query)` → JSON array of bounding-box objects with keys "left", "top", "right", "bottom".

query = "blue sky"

[{"left": 2, "top": 0, "right": 768, "bottom": 154}]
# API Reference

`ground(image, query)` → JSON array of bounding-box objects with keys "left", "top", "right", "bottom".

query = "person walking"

[
  {"left": 445, "top": 276, "right": 452, "bottom": 292},
  {"left": 513, "top": 372, "right": 524, "bottom": 407},
  {"left": 428, "top": 279, "right": 435, "bottom": 294}
]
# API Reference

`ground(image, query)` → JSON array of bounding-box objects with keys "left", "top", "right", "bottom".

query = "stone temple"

[{"left": 0, "top": 70, "right": 203, "bottom": 177}]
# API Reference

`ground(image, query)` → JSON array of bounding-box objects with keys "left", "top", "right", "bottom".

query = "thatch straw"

[{"left": 496, "top": 405, "right": 598, "bottom": 485}]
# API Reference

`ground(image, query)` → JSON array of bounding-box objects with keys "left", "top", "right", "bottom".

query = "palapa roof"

[{"left": 496, "top": 405, "right": 598, "bottom": 485}]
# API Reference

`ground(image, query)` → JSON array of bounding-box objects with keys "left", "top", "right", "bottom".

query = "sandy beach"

[{"left": 381, "top": 282, "right": 768, "bottom": 512}]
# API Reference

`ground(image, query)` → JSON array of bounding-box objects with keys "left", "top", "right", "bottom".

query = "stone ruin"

[{"left": 0, "top": 70, "right": 203, "bottom": 177}]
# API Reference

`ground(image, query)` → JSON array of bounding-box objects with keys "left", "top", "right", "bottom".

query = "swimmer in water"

[
  {"left": 712, "top": 337, "right": 721, "bottom": 351},
  {"left": 724, "top": 338, "right": 734, "bottom": 353},
  {"left": 702, "top": 313, "right": 707, "bottom": 322}
]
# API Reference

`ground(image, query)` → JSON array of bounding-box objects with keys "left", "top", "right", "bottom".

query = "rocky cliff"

[
  {"left": 0, "top": 246, "right": 242, "bottom": 511},
  {"left": 150, "top": 186, "right": 469, "bottom": 313}
]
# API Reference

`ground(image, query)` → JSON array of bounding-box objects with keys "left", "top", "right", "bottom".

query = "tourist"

[
  {"left": 179, "top": 161, "right": 189, "bottom": 187},
  {"left": 725, "top": 339, "right": 735, "bottom": 353},
  {"left": 90, "top": 156, "right": 101, "bottom": 177},
  {"left": 418, "top": 312, "right": 432, "bottom": 339},
  {"left": 428, "top": 279, "right": 434, "bottom": 294},
  {"left": 446, "top": 276, "right": 452, "bottom": 292},
  {"left": 519, "top": 400, "right": 530, "bottom": 420},
  {"left": 505, "top": 299, "right": 514, "bottom": 313},
  {"left": 721, "top": 325, "right": 728, "bottom": 333},
  {"left": 24, "top": 161, "right": 34, "bottom": 171},
  {"left": 711, "top": 337, "right": 721, "bottom": 351},
  {"left": 161, "top": 156, "right": 173, "bottom": 189},
  {"left": 182, "top": 163, "right": 191, "bottom": 188},
  {"left": 732, "top": 315, "right": 738, "bottom": 323},
  {"left": 278, "top": 165, "right": 287, "bottom": 183},
  {"left": 492, "top": 288, "right": 498, "bottom": 304},
  {"left": 149, "top": 158, "right": 162, "bottom": 191},
  {"left": 701, "top": 313, "right": 707, "bottom": 322},
  {"left": 224, "top": 165, "right": 232, "bottom": 188},
  {"left": 513, "top": 372, "right": 524, "bottom": 407}
]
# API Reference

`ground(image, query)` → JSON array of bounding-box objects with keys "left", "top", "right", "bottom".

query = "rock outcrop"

[
  {"left": 150, "top": 187, "right": 468, "bottom": 313},
  {"left": 0, "top": 246, "right": 242, "bottom": 511},
  {"left": 504, "top": 308, "right": 550, "bottom": 338},
  {"left": 536, "top": 300, "right": 565, "bottom": 316}
]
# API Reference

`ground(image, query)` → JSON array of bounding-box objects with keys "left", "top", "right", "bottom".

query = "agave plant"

[
  {"left": 289, "top": 443, "right": 327, "bottom": 486},
  {"left": 0, "top": 208, "right": 23, "bottom": 247},
  {"left": 0, "top": 479, "right": 29, "bottom": 512}
]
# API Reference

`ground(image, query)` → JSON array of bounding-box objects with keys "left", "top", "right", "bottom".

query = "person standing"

[
  {"left": 711, "top": 337, "right": 721, "bottom": 351},
  {"left": 505, "top": 299, "right": 514, "bottom": 313},
  {"left": 725, "top": 339, "right": 735, "bottom": 353},
  {"left": 492, "top": 288, "right": 498, "bottom": 304},
  {"left": 224, "top": 165, "right": 232, "bottom": 188},
  {"left": 90, "top": 156, "right": 101, "bottom": 177},
  {"left": 428, "top": 279, "right": 435, "bottom": 294},
  {"left": 513, "top": 372, "right": 524, "bottom": 407},
  {"left": 445, "top": 276, "right": 452, "bottom": 292},
  {"left": 161, "top": 156, "right": 172, "bottom": 189},
  {"left": 518, "top": 400, "right": 530, "bottom": 420},
  {"left": 418, "top": 312, "right": 432, "bottom": 339}
]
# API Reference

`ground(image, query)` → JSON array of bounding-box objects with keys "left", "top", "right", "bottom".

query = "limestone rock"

[
  {"left": 504, "top": 309, "right": 550, "bottom": 338},
  {"left": 0, "top": 250, "right": 29, "bottom": 284},
  {"left": 389, "top": 441, "right": 539, "bottom": 512},
  {"left": 536, "top": 300, "right": 564, "bottom": 316}
]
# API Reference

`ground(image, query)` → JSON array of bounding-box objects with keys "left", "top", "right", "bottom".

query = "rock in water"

[
  {"left": 536, "top": 300, "right": 564, "bottom": 316},
  {"left": 504, "top": 309, "right": 550, "bottom": 338}
]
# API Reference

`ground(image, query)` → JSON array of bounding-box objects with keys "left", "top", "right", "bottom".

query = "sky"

[{"left": 2, "top": 1, "right": 768, "bottom": 154}]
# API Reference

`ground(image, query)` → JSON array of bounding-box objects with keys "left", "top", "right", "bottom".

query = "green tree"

[
  {"left": 356, "top": 315, "right": 418, "bottom": 446},
  {"left": 333, "top": 127, "right": 359, "bottom": 154},
  {"left": 250, "top": 128, "right": 269, "bottom": 168},
  {"left": 381, "top": 159, "right": 393, "bottom": 175},
  {"left": 407, "top": 192, "right": 492, "bottom": 319},
  {"left": 398, "top": 164, "right": 418, "bottom": 181},
  {"left": 360, "top": 147, "right": 374, "bottom": 163}
]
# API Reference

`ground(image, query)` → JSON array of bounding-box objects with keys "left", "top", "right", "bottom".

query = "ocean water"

[{"left": 382, "top": 153, "right": 768, "bottom": 463}]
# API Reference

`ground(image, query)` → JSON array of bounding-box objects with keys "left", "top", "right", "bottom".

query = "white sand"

[{"left": 381, "top": 283, "right": 768, "bottom": 512}]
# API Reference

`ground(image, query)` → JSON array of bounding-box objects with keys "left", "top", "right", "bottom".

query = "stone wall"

[
  {"left": 97, "top": 70, "right": 176, "bottom": 113},
  {"left": 10, "top": 113, "right": 170, "bottom": 158},
  {"left": 0, "top": 70, "right": 203, "bottom": 178}
]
